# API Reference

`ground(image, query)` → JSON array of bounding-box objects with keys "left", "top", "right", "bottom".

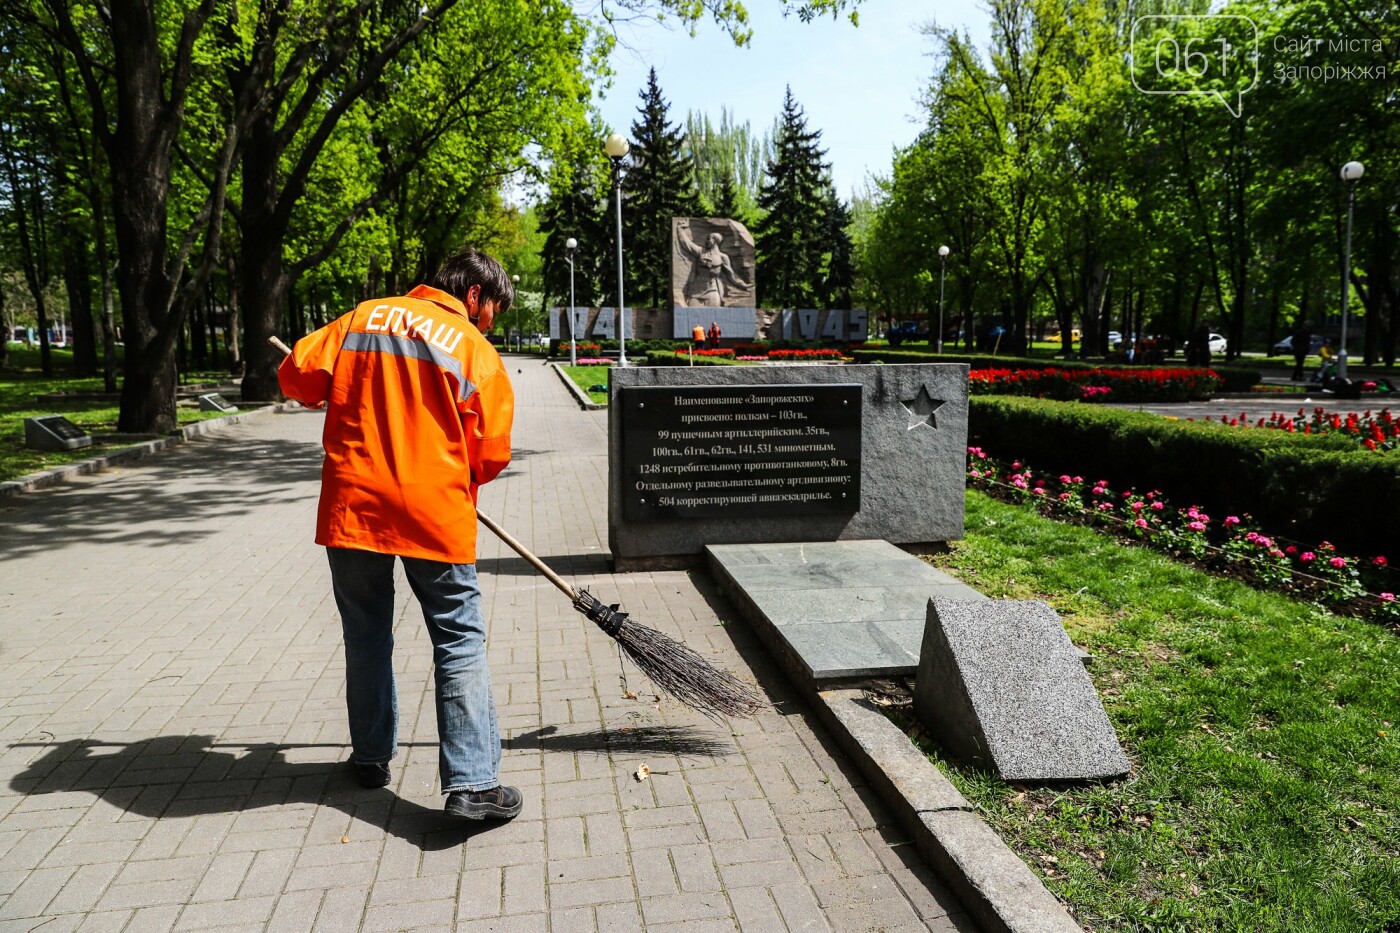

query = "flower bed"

[
  {"left": 969, "top": 366, "right": 1221, "bottom": 402},
  {"left": 966, "top": 446, "right": 1399, "bottom": 626},
  {"left": 573, "top": 357, "right": 613, "bottom": 366},
  {"left": 560, "top": 342, "right": 601, "bottom": 354},
  {"left": 1226, "top": 407, "right": 1400, "bottom": 453},
  {"left": 767, "top": 348, "right": 847, "bottom": 361}
]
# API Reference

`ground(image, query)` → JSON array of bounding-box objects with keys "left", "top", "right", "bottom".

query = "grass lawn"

[
  {"left": 558, "top": 364, "right": 610, "bottom": 405},
  {"left": 1, "top": 347, "right": 238, "bottom": 483},
  {"left": 910, "top": 490, "right": 1400, "bottom": 931}
]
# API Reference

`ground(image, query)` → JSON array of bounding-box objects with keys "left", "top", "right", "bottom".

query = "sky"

[{"left": 592, "top": 0, "right": 990, "bottom": 200}]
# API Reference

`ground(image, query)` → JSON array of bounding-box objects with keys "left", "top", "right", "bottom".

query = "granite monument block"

[
  {"left": 609, "top": 364, "right": 967, "bottom": 567},
  {"left": 913, "top": 598, "right": 1130, "bottom": 782}
]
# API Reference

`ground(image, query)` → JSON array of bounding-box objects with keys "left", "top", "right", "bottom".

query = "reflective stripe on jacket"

[{"left": 278, "top": 285, "right": 513, "bottom": 563}]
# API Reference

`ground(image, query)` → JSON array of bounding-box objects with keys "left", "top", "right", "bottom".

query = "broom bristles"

[{"left": 573, "top": 589, "right": 766, "bottom": 719}]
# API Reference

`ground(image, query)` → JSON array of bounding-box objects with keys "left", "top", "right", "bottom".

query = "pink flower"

[
  {"left": 1187, "top": 507, "right": 1200, "bottom": 519},
  {"left": 1330, "top": 557, "right": 1347, "bottom": 569},
  {"left": 1097, "top": 502, "right": 1112, "bottom": 511},
  {"left": 1150, "top": 501, "right": 1165, "bottom": 511},
  {"left": 1073, "top": 476, "right": 1083, "bottom": 484},
  {"left": 1058, "top": 492, "right": 1072, "bottom": 501},
  {"left": 1300, "top": 552, "right": 1316, "bottom": 563},
  {"left": 1092, "top": 486, "right": 1106, "bottom": 496},
  {"left": 1270, "top": 549, "right": 1285, "bottom": 559},
  {"left": 1224, "top": 516, "right": 1241, "bottom": 526},
  {"left": 1285, "top": 546, "right": 1298, "bottom": 555},
  {"left": 1131, "top": 501, "right": 1144, "bottom": 512},
  {"left": 1187, "top": 521, "right": 1206, "bottom": 532},
  {"left": 1374, "top": 556, "right": 1389, "bottom": 568},
  {"left": 970, "top": 469, "right": 982, "bottom": 478},
  {"left": 1257, "top": 537, "right": 1273, "bottom": 548},
  {"left": 1136, "top": 518, "right": 1149, "bottom": 529},
  {"left": 1032, "top": 488, "right": 1047, "bottom": 496},
  {"left": 1381, "top": 593, "right": 1396, "bottom": 602},
  {"left": 1245, "top": 532, "right": 1260, "bottom": 543},
  {"left": 1012, "top": 476, "right": 1029, "bottom": 489}
]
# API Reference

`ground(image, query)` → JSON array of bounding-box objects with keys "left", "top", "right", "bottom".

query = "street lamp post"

[
  {"left": 564, "top": 237, "right": 578, "bottom": 366},
  {"left": 511, "top": 275, "right": 521, "bottom": 351},
  {"left": 604, "top": 132, "right": 630, "bottom": 367},
  {"left": 937, "top": 245, "right": 950, "bottom": 353},
  {"left": 1338, "top": 160, "right": 1364, "bottom": 381}
]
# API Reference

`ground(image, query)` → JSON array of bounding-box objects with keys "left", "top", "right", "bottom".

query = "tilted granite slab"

[
  {"left": 914, "top": 598, "right": 1130, "bottom": 782},
  {"left": 707, "top": 539, "right": 983, "bottom": 685}
]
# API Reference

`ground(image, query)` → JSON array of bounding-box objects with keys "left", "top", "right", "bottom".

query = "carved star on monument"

[{"left": 900, "top": 384, "right": 946, "bottom": 431}]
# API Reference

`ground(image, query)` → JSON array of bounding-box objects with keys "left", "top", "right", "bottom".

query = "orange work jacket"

[
  {"left": 278, "top": 285, "right": 513, "bottom": 564},
  {"left": 692, "top": 325, "right": 705, "bottom": 342}
]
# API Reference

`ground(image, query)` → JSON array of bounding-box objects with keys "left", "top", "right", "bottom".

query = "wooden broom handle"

[{"left": 266, "top": 334, "right": 576, "bottom": 600}]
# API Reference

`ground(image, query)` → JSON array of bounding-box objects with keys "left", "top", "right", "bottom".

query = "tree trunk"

[
  {"left": 62, "top": 227, "right": 99, "bottom": 377},
  {"left": 0, "top": 281, "right": 9, "bottom": 369}
]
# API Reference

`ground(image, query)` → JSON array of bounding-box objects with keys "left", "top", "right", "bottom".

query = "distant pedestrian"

[
  {"left": 278, "top": 248, "right": 523, "bottom": 823},
  {"left": 1186, "top": 323, "right": 1212, "bottom": 367},
  {"left": 1291, "top": 318, "right": 1311, "bottom": 381},
  {"left": 1316, "top": 338, "right": 1336, "bottom": 383},
  {"left": 707, "top": 321, "right": 721, "bottom": 350}
]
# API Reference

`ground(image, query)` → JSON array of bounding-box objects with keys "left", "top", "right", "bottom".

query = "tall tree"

[
  {"left": 684, "top": 106, "right": 770, "bottom": 218},
  {"left": 621, "top": 68, "right": 700, "bottom": 309},
  {"left": 538, "top": 158, "right": 609, "bottom": 317},
  {"left": 753, "top": 87, "right": 831, "bottom": 307},
  {"left": 28, "top": 0, "right": 247, "bottom": 432}
]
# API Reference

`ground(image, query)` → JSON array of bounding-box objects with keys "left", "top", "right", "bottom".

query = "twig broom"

[{"left": 270, "top": 335, "right": 765, "bottom": 719}]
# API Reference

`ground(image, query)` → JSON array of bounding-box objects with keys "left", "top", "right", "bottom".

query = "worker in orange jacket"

[{"left": 278, "top": 248, "right": 522, "bottom": 821}]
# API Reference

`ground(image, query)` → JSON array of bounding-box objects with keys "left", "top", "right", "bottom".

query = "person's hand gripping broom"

[{"left": 270, "top": 335, "right": 765, "bottom": 719}]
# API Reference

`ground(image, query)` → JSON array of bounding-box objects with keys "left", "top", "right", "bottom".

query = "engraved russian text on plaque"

[{"left": 621, "top": 384, "right": 861, "bottom": 520}]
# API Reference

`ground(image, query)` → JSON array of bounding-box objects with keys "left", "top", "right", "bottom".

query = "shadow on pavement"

[
  {"left": 508, "top": 724, "right": 734, "bottom": 759},
  {"left": 8, "top": 736, "right": 509, "bottom": 851},
  {"left": 0, "top": 422, "right": 324, "bottom": 563},
  {"left": 478, "top": 553, "right": 611, "bottom": 578}
]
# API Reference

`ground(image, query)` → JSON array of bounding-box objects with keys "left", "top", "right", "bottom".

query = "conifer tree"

[
  {"left": 538, "top": 162, "right": 608, "bottom": 318},
  {"left": 818, "top": 183, "right": 856, "bottom": 308},
  {"left": 754, "top": 88, "right": 831, "bottom": 308},
  {"left": 622, "top": 68, "right": 700, "bottom": 309},
  {"left": 711, "top": 171, "right": 743, "bottom": 223}
]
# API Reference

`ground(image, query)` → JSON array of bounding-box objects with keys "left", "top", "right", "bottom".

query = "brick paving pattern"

[{"left": 0, "top": 357, "right": 975, "bottom": 931}]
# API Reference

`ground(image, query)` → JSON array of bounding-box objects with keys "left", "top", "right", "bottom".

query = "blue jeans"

[{"left": 326, "top": 547, "right": 500, "bottom": 793}]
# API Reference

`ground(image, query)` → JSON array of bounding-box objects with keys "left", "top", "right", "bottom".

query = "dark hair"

[{"left": 430, "top": 248, "right": 514, "bottom": 315}]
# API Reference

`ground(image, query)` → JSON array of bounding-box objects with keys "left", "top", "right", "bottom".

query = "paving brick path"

[{"left": 0, "top": 357, "right": 974, "bottom": 931}]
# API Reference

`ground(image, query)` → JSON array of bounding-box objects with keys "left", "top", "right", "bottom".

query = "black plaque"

[
  {"left": 621, "top": 384, "right": 861, "bottom": 520},
  {"left": 24, "top": 415, "right": 92, "bottom": 451},
  {"left": 197, "top": 393, "right": 239, "bottom": 413}
]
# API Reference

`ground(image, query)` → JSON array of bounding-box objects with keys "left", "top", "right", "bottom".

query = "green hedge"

[
  {"left": 642, "top": 350, "right": 749, "bottom": 367},
  {"left": 968, "top": 396, "right": 1393, "bottom": 555},
  {"left": 851, "top": 348, "right": 1261, "bottom": 392}
]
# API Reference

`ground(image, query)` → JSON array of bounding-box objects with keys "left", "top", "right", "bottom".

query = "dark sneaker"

[
  {"left": 352, "top": 760, "right": 391, "bottom": 789},
  {"left": 445, "top": 786, "right": 522, "bottom": 821}
]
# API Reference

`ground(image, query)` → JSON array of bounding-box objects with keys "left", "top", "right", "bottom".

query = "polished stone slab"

[{"left": 708, "top": 539, "right": 983, "bottom": 684}]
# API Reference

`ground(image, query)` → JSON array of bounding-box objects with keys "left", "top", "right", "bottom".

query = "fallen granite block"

[{"left": 914, "top": 598, "right": 1130, "bottom": 782}]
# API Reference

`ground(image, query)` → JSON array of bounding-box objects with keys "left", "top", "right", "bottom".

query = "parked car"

[
  {"left": 1271, "top": 334, "right": 1327, "bottom": 356},
  {"left": 1183, "top": 332, "right": 1228, "bottom": 355},
  {"left": 884, "top": 321, "right": 929, "bottom": 347}
]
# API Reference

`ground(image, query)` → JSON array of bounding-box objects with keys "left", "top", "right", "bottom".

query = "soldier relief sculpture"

[{"left": 671, "top": 217, "right": 756, "bottom": 308}]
